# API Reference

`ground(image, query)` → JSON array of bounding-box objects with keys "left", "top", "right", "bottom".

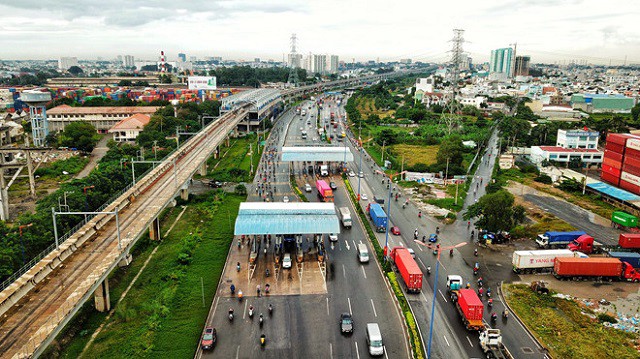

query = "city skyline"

[{"left": 0, "top": 0, "right": 639, "bottom": 65}]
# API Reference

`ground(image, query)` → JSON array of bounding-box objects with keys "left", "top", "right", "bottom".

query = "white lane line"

[
  {"left": 439, "top": 289, "right": 448, "bottom": 303},
  {"left": 329, "top": 343, "right": 333, "bottom": 359},
  {"left": 343, "top": 264, "right": 346, "bottom": 278},
  {"left": 466, "top": 336, "right": 474, "bottom": 347},
  {"left": 361, "top": 266, "right": 367, "bottom": 279},
  {"left": 417, "top": 257, "right": 427, "bottom": 269},
  {"left": 443, "top": 335, "right": 450, "bottom": 346},
  {"left": 355, "top": 342, "right": 361, "bottom": 359},
  {"left": 235, "top": 345, "right": 240, "bottom": 359},
  {"left": 243, "top": 300, "right": 248, "bottom": 319},
  {"left": 384, "top": 348, "right": 389, "bottom": 359},
  {"left": 352, "top": 240, "right": 357, "bottom": 250},
  {"left": 348, "top": 297, "right": 353, "bottom": 315},
  {"left": 370, "top": 299, "right": 378, "bottom": 317},
  {"left": 416, "top": 244, "right": 423, "bottom": 251},
  {"left": 437, "top": 260, "right": 447, "bottom": 271},
  {"left": 326, "top": 297, "right": 330, "bottom": 316},
  {"left": 421, "top": 292, "right": 429, "bottom": 304}
]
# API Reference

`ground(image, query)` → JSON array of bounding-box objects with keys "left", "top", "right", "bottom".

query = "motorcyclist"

[
  {"left": 477, "top": 277, "right": 483, "bottom": 287},
  {"left": 503, "top": 309, "right": 509, "bottom": 318},
  {"left": 474, "top": 248, "right": 478, "bottom": 256},
  {"left": 491, "top": 312, "right": 498, "bottom": 322},
  {"left": 436, "top": 226, "right": 440, "bottom": 234},
  {"left": 418, "top": 211, "right": 422, "bottom": 218},
  {"left": 236, "top": 262, "right": 241, "bottom": 272},
  {"left": 422, "top": 235, "right": 426, "bottom": 242},
  {"left": 238, "top": 290, "right": 243, "bottom": 301},
  {"left": 478, "top": 287, "right": 484, "bottom": 297},
  {"left": 427, "top": 266, "right": 431, "bottom": 274},
  {"left": 488, "top": 298, "right": 493, "bottom": 307},
  {"left": 229, "top": 307, "right": 234, "bottom": 320},
  {"left": 414, "top": 229, "right": 418, "bottom": 240},
  {"left": 230, "top": 284, "right": 236, "bottom": 295},
  {"left": 449, "top": 248, "right": 454, "bottom": 256}
]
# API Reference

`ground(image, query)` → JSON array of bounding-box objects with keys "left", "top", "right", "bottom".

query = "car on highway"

[
  {"left": 391, "top": 226, "right": 401, "bottom": 235},
  {"left": 283, "top": 196, "right": 290, "bottom": 203},
  {"left": 305, "top": 183, "right": 312, "bottom": 192},
  {"left": 329, "top": 181, "right": 337, "bottom": 190},
  {"left": 282, "top": 253, "right": 292, "bottom": 269},
  {"left": 329, "top": 233, "right": 338, "bottom": 242},
  {"left": 349, "top": 171, "right": 356, "bottom": 177},
  {"left": 429, "top": 233, "right": 438, "bottom": 243},
  {"left": 360, "top": 193, "right": 368, "bottom": 200},
  {"left": 340, "top": 313, "right": 354, "bottom": 334},
  {"left": 358, "top": 171, "right": 364, "bottom": 178},
  {"left": 407, "top": 248, "right": 416, "bottom": 258},
  {"left": 200, "top": 326, "right": 217, "bottom": 350}
]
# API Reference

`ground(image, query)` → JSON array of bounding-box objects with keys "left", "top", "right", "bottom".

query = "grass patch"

[
  {"left": 204, "top": 134, "right": 263, "bottom": 183},
  {"left": 35, "top": 156, "right": 90, "bottom": 179},
  {"left": 504, "top": 283, "right": 639, "bottom": 359},
  {"left": 390, "top": 144, "right": 438, "bottom": 167},
  {"left": 51, "top": 192, "right": 244, "bottom": 358}
]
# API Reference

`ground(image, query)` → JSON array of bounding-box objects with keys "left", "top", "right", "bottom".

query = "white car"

[
  {"left": 305, "top": 183, "right": 312, "bottom": 192},
  {"left": 358, "top": 171, "right": 364, "bottom": 178},
  {"left": 361, "top": 193, "right": 368, "bottom": 201},
  {"left": 283, "top": 196, "right": 290, "bottom": 203},
  {"left": 329, "top": 233, "right": 338, "bottom": 242},
  {"left": 407, "top": 248, "right": 416, "bottom": 258},
  {"left": 282, "top": 253, "right": 292, "bottom": 269},
  {"left": 349, "top": 171, "right": 356, "bottom": 177}
]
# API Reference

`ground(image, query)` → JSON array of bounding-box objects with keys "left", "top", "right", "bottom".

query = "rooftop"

[
  {"left": 48, "top": 104, "right": 159, "bottom": 115},
  {"left": 234, "top": 202, "right": 340, "bottom": 235},
  {"left": 109, "top": 114, "right": 150, "bottom": 131},
  {"left": 537, "top": 146, "right": 601, "bottom": 153},
  {"left": 281, "top": 146, "right": 354, "bottom": 162}
]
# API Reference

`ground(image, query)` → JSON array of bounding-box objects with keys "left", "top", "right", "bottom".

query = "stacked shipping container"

[{"left": 602, "top": 133, "right": 640, "bottom": 194}]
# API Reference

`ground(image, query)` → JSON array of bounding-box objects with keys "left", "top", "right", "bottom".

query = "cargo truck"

[
  {"left": 368, "top": 203, "right": 388, "bottom": 233},
  {"left": 479, "top": 329, "right": 514, "bottom": 359},
  {"left": 535, "top": 231, "right": 586, "bottom": 249},
  {"left": 390, "top": 247, "right": 423, "bottom": 293},
  {"left": 316, "top": 180, "right": 334, "bottom": 202},
  {"left": 454, "top": 289, "right": 485, "bottom": 331},
  {"left": 446, "top": 275, "right": 464, "bottom": 301},
  {"left": 553, "top": 257, "right": 640, "bottom": 282},
  {"left": 320, "top": 164, "right": 329, "bottom": 176},
  {"left": 512, "top": 249, "right": 588, "bottom": 274},
  {"left": 339, "top": 207, "right": 352, "bottom": 229},
  {"left": 608, "top": 252, "right": 640, "bottom": 269},
  {"left": 569, "top": 233, "right": 640, "bottom": 254},
  {"left": 611, "top": 211, "right": 638, "bottom": 229}
]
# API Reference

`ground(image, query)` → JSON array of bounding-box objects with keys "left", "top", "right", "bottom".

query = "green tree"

[
  {"left": 118, "top": 79, "right": 132, "bottom": 86},
  {"left": 632, "top": 103, "right": 640, "bottom": 123},
  {"left": 436, "top": 134, "right": 464, "bottom": 167},
  {"left": 375, "top": 128, "right": 399, "bottom": 146},
  {"left": 59, "top": 121, "right": 101, "bottom": 153},
  {"left": 68, "top": 66, "right": 83, "bottom": 76},
  {"left": 463, "top": 190, "right": 526, "bottom": 232}
]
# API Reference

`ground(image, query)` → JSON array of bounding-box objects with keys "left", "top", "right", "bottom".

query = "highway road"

[{"left": 198, "top": 101, "right": 410, "bottom": 359}]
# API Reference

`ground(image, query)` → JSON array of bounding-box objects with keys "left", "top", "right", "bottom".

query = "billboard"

[{"left": 188, "top": 76, "right": 217, "bottom": 90}]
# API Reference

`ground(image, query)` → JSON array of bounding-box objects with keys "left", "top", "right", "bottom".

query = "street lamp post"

[
  {"left": 414, "top": 240, "right": 466, "bottom": 358},
  {"left": 357, "top": 125, "right": 363, "bottom": 200}
]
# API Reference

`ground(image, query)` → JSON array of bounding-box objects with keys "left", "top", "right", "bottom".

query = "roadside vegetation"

[
  {"left": 202, "top": 133, "right": 262, "bottom": 183},
  {"left": 504, "top": 283, "right": 639, "bottom": 359}
]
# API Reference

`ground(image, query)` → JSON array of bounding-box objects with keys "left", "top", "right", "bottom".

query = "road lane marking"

[
  {"left": 439, "top": 289, "right": 448, "bottom": 303},
  {"left": 330, "top": 343, "right": 333, "bottom": 359},
  {"left": 348, "top": 297, "right": 353, "bottom": 315},
  {"left": 421, "top": 292, "right": 429, "bottom": 304},
  {"left": 345, "top": 240, "right": 351, "bottom": 250},
  {"left": 416, "top": 244, "right": 423, "bottom": 251},
  {"left": 343, "top": 264, "right": 346, "bottom": 278},
  {"left": 466, "top": 335, "right": 474, "bottom": 347},
  {"left": 437, "top": 260, "right": 447, "bottom": 271},
  {"left": 354, "top": 342, "right": 361, "bottom": 359},
  {"left": 417, "top": 257, "right": 427, "bottom": 269},
  {"left": 361, "top": 266, "right": 367, "bottom": 279},
  {"left": 443, "top": 335, "right": 450, "bottom": 346},
  {"left": 384, "top": 348, "right": 389, "bottom": 359},
  {"left": 236, "top": 345, "right": 240, "bottom": 359},
  {"left": 327, "top": 297, "right": 330, "bottom": 316},
  {"left": 370, "top": 299, "right": 377, "bottom": 317},
  {"left": 243, "top": 300, "right": 248, "bottom": 319}
]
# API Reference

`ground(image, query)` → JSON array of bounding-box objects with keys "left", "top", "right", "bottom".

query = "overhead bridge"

[{"left": 0, "top": 70, "right": 417, "bottom": 358}]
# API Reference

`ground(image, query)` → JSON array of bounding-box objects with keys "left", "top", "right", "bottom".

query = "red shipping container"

[
  {"left": 602, "top": 164, "right": 622, "bottom": 177},
  {"left": 554, "top": 257, "right": 622, "bottom": 277},
  {"left": 619, "top": 179, "right": 640, "bottom": 194},
  {"left": 619, "top": 233, "right": 640, "bottom": 249},
  {"left": 457, "top": 289, "right": 484, "bottom": 321},
  {"left": 391, "top": 247, "right": 422, "bottom": 293},
  {"left": 605, "top": 142, "right": 625, "bottom": 154},
  {"left": 600, "top": 171, "right": 620, "bottom": 186},
  {"left": 604, "top": 150, "right": 624, "bottom": 162},
  {"left": 603, "top": 157, "right": 622, "bottom": 169},
  {"left": 624, "top": 156, "right": 640, "bottom": 169},
  {"left": 625, "top": 147, "right": 640, "bottom": 160},
  {"left": 622, "top": 163, "right": 640, "bottom": 176},
  {"left": 607, "top": 133, "right": 631, "bottom": 145}
]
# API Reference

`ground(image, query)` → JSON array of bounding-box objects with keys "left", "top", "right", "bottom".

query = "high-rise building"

[
  {"left": 489, "top": 47, "right": 513, "bottom": 80},
  {"left": 58, "top": 57, "right": 79, "bottom": 70},
  {"left": 178, "top": 53, "right": 187, "bottom": 62},
  {"left": 302, "top": 53, "right": 338, "bottom": 75},
  {"left": 327, "top": 55, "right": 339, "bottom": 74},
  {"left": 123, "top": 55, "right": 135, "bottom": 68},
  {"left": 514, "top": 55, "right": 531, "bottom": 76}
]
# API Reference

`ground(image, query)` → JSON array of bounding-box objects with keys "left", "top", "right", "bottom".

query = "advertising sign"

[{"left": 188, "top": 76, "right": 217, "bottom": 90}]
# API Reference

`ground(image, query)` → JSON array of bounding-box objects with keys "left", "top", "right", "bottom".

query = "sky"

[{"left": 0, "top": 0, "right": 639, "bottom": 65}]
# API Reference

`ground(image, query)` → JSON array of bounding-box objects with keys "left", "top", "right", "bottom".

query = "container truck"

[
  {"left": 608, "top": 252, "right": 640, "bottom": 269},
  {"left": 390, "top": 247, "right": 423, "bottom": 293},
  {"left": 339, "top": 207, "right": 352, "bottom": 229},
  {"left": 611, "top": 211, "right": 638, "bottom": 229},
  {"left": 446, "top": 275, "right": 464, "bottom": 301},
  {"left": 369, "top": 203, "right": 388, "bottom": 233},
  {"left": 553, "top": 257, "right": 640, "bottom": 282},
  {"left": 479, "top": 329, "right": 514, "bottom": 359},
  {"left": 512, "top": 249, "right": 588, "bottom": 274},
  {"left": 454, "top": 289, "right": 485, "bottom": 331},
  {"left": 316, "top": 180, "right": 334, "bottom": 202},
  {"left": 535, "top": 231, "right": 586, "bottom": 249},
  {"left": 569, "top": 233, "right": 640, "bottom": 254}
]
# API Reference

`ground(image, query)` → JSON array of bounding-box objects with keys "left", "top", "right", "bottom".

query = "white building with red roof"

[
  {"left": 108, "top": 114, "right": 150, "bottom": 142},
  {"left": 47, "top": 105, "right": 158, "bottom": 133},
  {"left": 530, "top": 146, "right": 603, "bottom": 165}
]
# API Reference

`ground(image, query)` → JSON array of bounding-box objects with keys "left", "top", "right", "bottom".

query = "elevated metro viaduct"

[{"left": 220, "top": 89, "right": 283, "bottom": 133}]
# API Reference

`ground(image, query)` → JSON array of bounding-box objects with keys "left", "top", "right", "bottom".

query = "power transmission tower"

[
  {"left": 287, "top": 33, "right": 300, "bottom": 86},
  {"left": 441, "top": 29, "right": 465, "bottom": 136}
]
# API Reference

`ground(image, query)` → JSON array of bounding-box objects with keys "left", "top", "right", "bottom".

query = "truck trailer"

[
  {"left": 316, "top": 180, "right": 334, "bottom": 202},
  {"left": 512, "top": 249, "right": 587, "bottom": 274},
  {"left": 608, "top": 252, "right": 640, "bottom": 269},
  {"left": 535, "top": 231, "right": 586, "bottom": 249},
  {"left": 553, "top": 257, "right": 640, "bottom": 282},
  {"left": 454, "top": 289, "right": 485, "bottom": 331},
  {"left": 390, "top": 247, "right": 423, "bottom": 293},
  {"left": 339, "top": 207, "right": 352, "bottom": 229},
  {"left": 368, "top": 203, "right": 388, "bottom": 233},
  {"left": 568, "top": 233, "right": 640, "bottom": 254},
  {"left": 479, "top": 329, "right": 514, "bottom": 359}
]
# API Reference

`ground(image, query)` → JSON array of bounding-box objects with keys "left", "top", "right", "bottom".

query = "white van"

[
  {"left": 357, "top": 243, "right": 369, "bottom": 263},
  {"left": 366, "top": 323, "right": 384, "bottom": 356}
]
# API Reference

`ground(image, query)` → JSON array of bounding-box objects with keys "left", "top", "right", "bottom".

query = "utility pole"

[
  {"left": 381, "top": 140, "right": 386, "bottom": 165},
  {"left": 287, "top": 33, "right": 300, "bottom": 86},
  {"left": 440, "top": 29, "right": 465, "bottom": 135}
]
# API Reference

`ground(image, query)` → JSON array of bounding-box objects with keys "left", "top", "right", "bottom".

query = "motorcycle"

[
  {"left": 488, "top": 299, "right": 493, "bottom": 308},
  {"left": 268, "top": 304, "right": 273, "bottom": 316},
  {"left": 266, "top": 269, "right": 270, "bottom": 277},
  {"left": 449, "top": 249, "right": 454, "bottom": 257},
  {"left": 427, "top": 266, "right": 431, "bottom": 275},
  {"left": 230, "top": 284, "right": 236, "bottom": 295},
  {"left": 238, "top": 290, "right": 243, "bottom": 302},
  {"left": 228, "top": 309, "right": 234, "bottom": 321},
  {"left": 236, "top": 262, "right": 241, "bottom": 272},
  {"left": 265, "top": 284, "right": 270, "bottom": 294},
  {"left": 260, "top": 334, "right": 266, "bottom": 346},
  {"left": 487, "top": 288, "right": 492, "bottom": 298},
  {"left": 474, "top": 248, "right": 478, "bottom": 257},
  {"left": 491, "top": 313, "right": 497, "bottom": 324},
  {"left": 249, "top": 306, "right": 254, "bottom": 318},
  {"left": 259, "top": 314, "right": 264, "bottom": 328},
  {"left": 502, "top": 310, "right": 509, "bottom": 319}
]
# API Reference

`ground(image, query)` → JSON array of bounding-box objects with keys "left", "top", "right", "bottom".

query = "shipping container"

[
  {"left": 619, "top": 233, "right": 640, "bottom": 249},
  {"left": 456, "top": 289, "right": 484, "bottom": 330},
  {"left": 607, "top": 133, "right": 631, "bottom": 146},
  {"left": 626, "top": 137, "right": 640, "bottom": 151},
  {"left": 390, "top": 247, "right": 423, "bottom": 293},
  {"left": 605, "top": 142, "right": 625, "bottom": 154},
  {"left": 600, "top": 171, "right": 620, "bottom": 186},
  {"left": 602, "top": 164, "right": 622, "bottom": 177},
  {"left": 604, "top": 150, "right": 624, "bottom": 162},
  {"left": 603, "top": 157, "right": 622, "bottom": 169},
  {"left": 553, "top": 257, "right": 622, "bottom": 278},
  {"left": 608, "top": 252, "right": 640, "bottom": 269},
  {"left": 512, "top": 249, "right": 586, "bottom": 273},
  {"left": 625, "top": 147, "right": 640, "bottom": 160},
  {"left": 621, "top": 171, "right": 640, "bottom": 186},
  {"left": 622, "top": 164, "right": 640, "bottom": 177},
  {"left": 620, "top": 180, "right": 640, "bottom": 194}
]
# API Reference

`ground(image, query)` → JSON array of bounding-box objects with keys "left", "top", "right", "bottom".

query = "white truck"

[
  {"left": 339, "top": 207, "right": 352, "bottom": 228},
  {"left": 320, "top": 164, "right": 329, "bottom": 176},
  {"left": 479, "top": 329, "right": 513, "bottom": 359},
  {"left": 512, "top": 249, "right": 588, "bottom": 274}
]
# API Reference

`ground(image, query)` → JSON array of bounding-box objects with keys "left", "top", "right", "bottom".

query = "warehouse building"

[{"left": 47, "top": 105, "right": 159, "bottom": 133}]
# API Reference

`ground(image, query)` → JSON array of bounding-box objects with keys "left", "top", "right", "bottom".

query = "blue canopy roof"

[
  {"left": 587, "top": 181, "right": 640, "bottom": 202},
  {"left": 234, "top": 202, "right": 340, "bottom": 235},
  {"left": 281, "top": 146, "right": 354, "bottom": 162}
]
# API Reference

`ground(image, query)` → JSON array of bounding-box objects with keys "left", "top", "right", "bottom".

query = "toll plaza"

[
  {"left": 281, "top": 146, "right": 354, "bottom": 177},
  {"left": 223, "top": 202, "right": 340, "bottom": 297}
]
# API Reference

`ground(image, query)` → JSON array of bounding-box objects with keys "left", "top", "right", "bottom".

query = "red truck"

[
  {"left": 568, "top": 233, "right": 640, "bottom": 254},
  {"left": 455, "top": 289, "right": 485, "bottom": 331},
  {"left": 553, "top": 257, "right": 640, "bottom": 282},
  {"left": 390, "top": 247, "right": 422, "bottom": 293},
  {"left": 316, "top": 180, "right": 334, "bottom": 202}
]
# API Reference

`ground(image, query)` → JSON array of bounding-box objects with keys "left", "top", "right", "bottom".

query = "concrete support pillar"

[
  {"left": 149, "top": 217, "right": 161, "bottom": 241},
  {"left": 180, "top": 188, "right": 189, "bottom": 201},
  {"left": 199, "top": 162, "right": 207, "bottom": 176},
  {"left": 118, "top": 253, "right": 132, "bottom": 267},
  {"left": 214, "top": 146, "right": 219, "bottom": 159},
  {"left": 225, "top": 136, "right": 230, "bottom": 147},
  {"left": 94, "top": 279, "right": 111, "bottom": 312}
]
